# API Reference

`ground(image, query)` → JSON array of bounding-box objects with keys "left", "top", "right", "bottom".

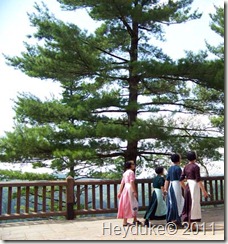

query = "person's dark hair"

[
  {"left": 124, "top": 160, "right": 134, "bottom": 171},
  {"left": 155, "top": 166, "right": 164, "bottom": 175},
  {"left": 187, "top": 151, "right": 197, "bottom": 161},
  {"left": 171, "top": 153, "right": 180, "bottom": 164}
]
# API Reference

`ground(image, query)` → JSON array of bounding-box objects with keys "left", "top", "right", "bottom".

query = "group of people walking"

[{"left": 117, "top": 151, "right": 209, "bottom": 229}]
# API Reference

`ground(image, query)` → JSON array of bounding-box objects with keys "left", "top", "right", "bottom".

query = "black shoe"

[
  {"left": 144, "top": 220, "right": 150, "bottom": 227},
  {"left": 133, "top": 220, "right": 142, "bottom": 226},
  {"left": 123, "top": 223, "right": 132, "bottom": 227},
  {"left": 176, "top": 223, "right": 185, "bottom": 229}
]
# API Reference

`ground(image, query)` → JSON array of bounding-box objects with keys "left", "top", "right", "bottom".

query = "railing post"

[{"left": 66, "top": 176, "right": 75, "bottom": 220}]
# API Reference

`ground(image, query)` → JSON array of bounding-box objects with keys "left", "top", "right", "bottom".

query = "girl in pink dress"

[{"left": 117, "top": 161, "right": 141, "bottom": 226}]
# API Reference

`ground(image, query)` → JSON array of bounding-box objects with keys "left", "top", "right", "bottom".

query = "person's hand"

[
  {"left": 203, "top": 191, "right": 209, "bottom": 198},
  {"left": 117, "top": 192, "right": 121, "bottom": 199},
  {"left": 133, "top": 192, "right": 138, "bottom": 198}
]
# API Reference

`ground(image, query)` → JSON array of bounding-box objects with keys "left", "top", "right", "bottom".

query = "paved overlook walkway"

[{"left": 0, "top": 205, "right": 224, "bottom": 241}]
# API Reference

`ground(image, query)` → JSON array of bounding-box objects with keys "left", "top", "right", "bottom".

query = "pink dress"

[{"left": 117, "top": 169, "right": 138, "bottom": 219}]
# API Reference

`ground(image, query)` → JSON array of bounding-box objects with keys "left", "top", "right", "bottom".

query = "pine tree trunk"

[{"left": 125, "top": 21, "right": 139, "bottom": 165}]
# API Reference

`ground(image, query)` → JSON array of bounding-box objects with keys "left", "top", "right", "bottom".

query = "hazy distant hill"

[{"left": 0, "top": 160, "right": 224, "bottom": 179}]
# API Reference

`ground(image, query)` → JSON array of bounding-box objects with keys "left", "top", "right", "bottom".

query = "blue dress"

[
  {"left": 166, "top": 165, "right": 184, "bottom": 224},
  {"left": 144, "top": 175, "right": 167, "bottom": 222}
]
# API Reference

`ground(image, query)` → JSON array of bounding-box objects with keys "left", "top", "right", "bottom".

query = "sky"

[{"left": 0, "top": 0, "right": 224, "bottom": 137}]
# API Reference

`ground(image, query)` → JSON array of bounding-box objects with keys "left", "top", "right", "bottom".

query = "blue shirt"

[{"left": 166, "top": 165, "right": 182, "bottom": 181}]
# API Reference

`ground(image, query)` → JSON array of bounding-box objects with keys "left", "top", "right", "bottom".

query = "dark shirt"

[
  {"left": 166, "top": 165, "right": 182, "bottom": 181},
  {"left": 153, "top": 175, "right": 165, "bottom": 189},
  {"left": 180, "top": 163, "right": 201, "bottom": 182}
]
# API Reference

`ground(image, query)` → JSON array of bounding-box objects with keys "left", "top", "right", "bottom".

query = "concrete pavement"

[{"left": 0, "top": 205, "right": 224, "bottom": 241}]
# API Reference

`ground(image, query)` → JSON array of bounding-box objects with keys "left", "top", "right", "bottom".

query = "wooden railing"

[
  {"left": 0, "top": 180, "right": 67, "bottom": 220},
  {"left": 0, "top": 176, "right": 224, "bottom": 221}
]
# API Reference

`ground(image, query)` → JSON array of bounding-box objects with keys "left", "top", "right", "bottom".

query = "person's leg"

[
  {"left": 123, "top": 218, "right": 128, "bottom": 225},
  {"left": 143, "top": 191, "right": 157, "bottom": 226},
  {"left": 144, "top": 218, "right": 150, "bottom": 227}
]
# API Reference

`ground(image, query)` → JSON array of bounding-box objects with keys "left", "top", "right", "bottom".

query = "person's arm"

[
  {"left": 161, "top": 186, "right": 165, "bottom": 194},
  {"left": 179, "top": 167, "right": 186, "bottom": 189},
  {"left": 164, "top": 168, "right": 170, "bottom": 193},
  {"left": 195, "top": 165, "right": 209, "bottom": 198},
  {"left": 117, "top": 179, "right": 125, "bottom": 199},
  {"left": 160, "top": 177, "right": 165, "bottom": 194},
  {"left": 129, "top": 171, "right": 138, "bottom": 198},
  {"left": 164, "top": 180, "right": 169, "bottom": 193},
  {"left": 130, "top": 181, "right": 138, "bottom": 198},
  {"left": 178, "top": 167, "right": 186, "bottom": 190},
  {"left": 160, "top": 177, "right": 167, "bottom": 200},
  {"left": 198, "top": 181, "right": 209, "bottom": 198},
  {"left": 117, "top": 183, "right": 124, "bottom": 199},
  {"left": 180, "top": 180, "right": 186, "bottom": 190}
]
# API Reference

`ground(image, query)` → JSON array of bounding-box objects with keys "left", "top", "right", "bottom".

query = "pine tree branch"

[
  {"left": 140, "top": 101, "right": 205, "bottom": 113},
  {"left": 96, "top": 152, "right": 124, "bottom": 158},
  {"left": 111, "top": 0, "right": 134, "bottom": 37},
  {"left": 80, "top": 39, "right": 129, "bottom": 63},
  {"left": 138, "top": 151, "right": 171, "bottom": 156},
  {"left": 137, "top": 109, "right": 201, "bottom": 114},
  {"left": 92, "top": 109, "right": 126, "bottom": 113}
]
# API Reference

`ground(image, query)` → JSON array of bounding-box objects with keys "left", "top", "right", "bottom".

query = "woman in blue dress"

[
  {"left": 144, "top": 166, "right": 167, "bottom": 227},
  {"left": 164, "top": 154, "right": 185, "bottom": 226}
]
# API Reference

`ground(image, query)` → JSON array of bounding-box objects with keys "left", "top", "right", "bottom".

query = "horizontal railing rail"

[{"left": 0, "top": 176, "right": 224, "bottom": 221}]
